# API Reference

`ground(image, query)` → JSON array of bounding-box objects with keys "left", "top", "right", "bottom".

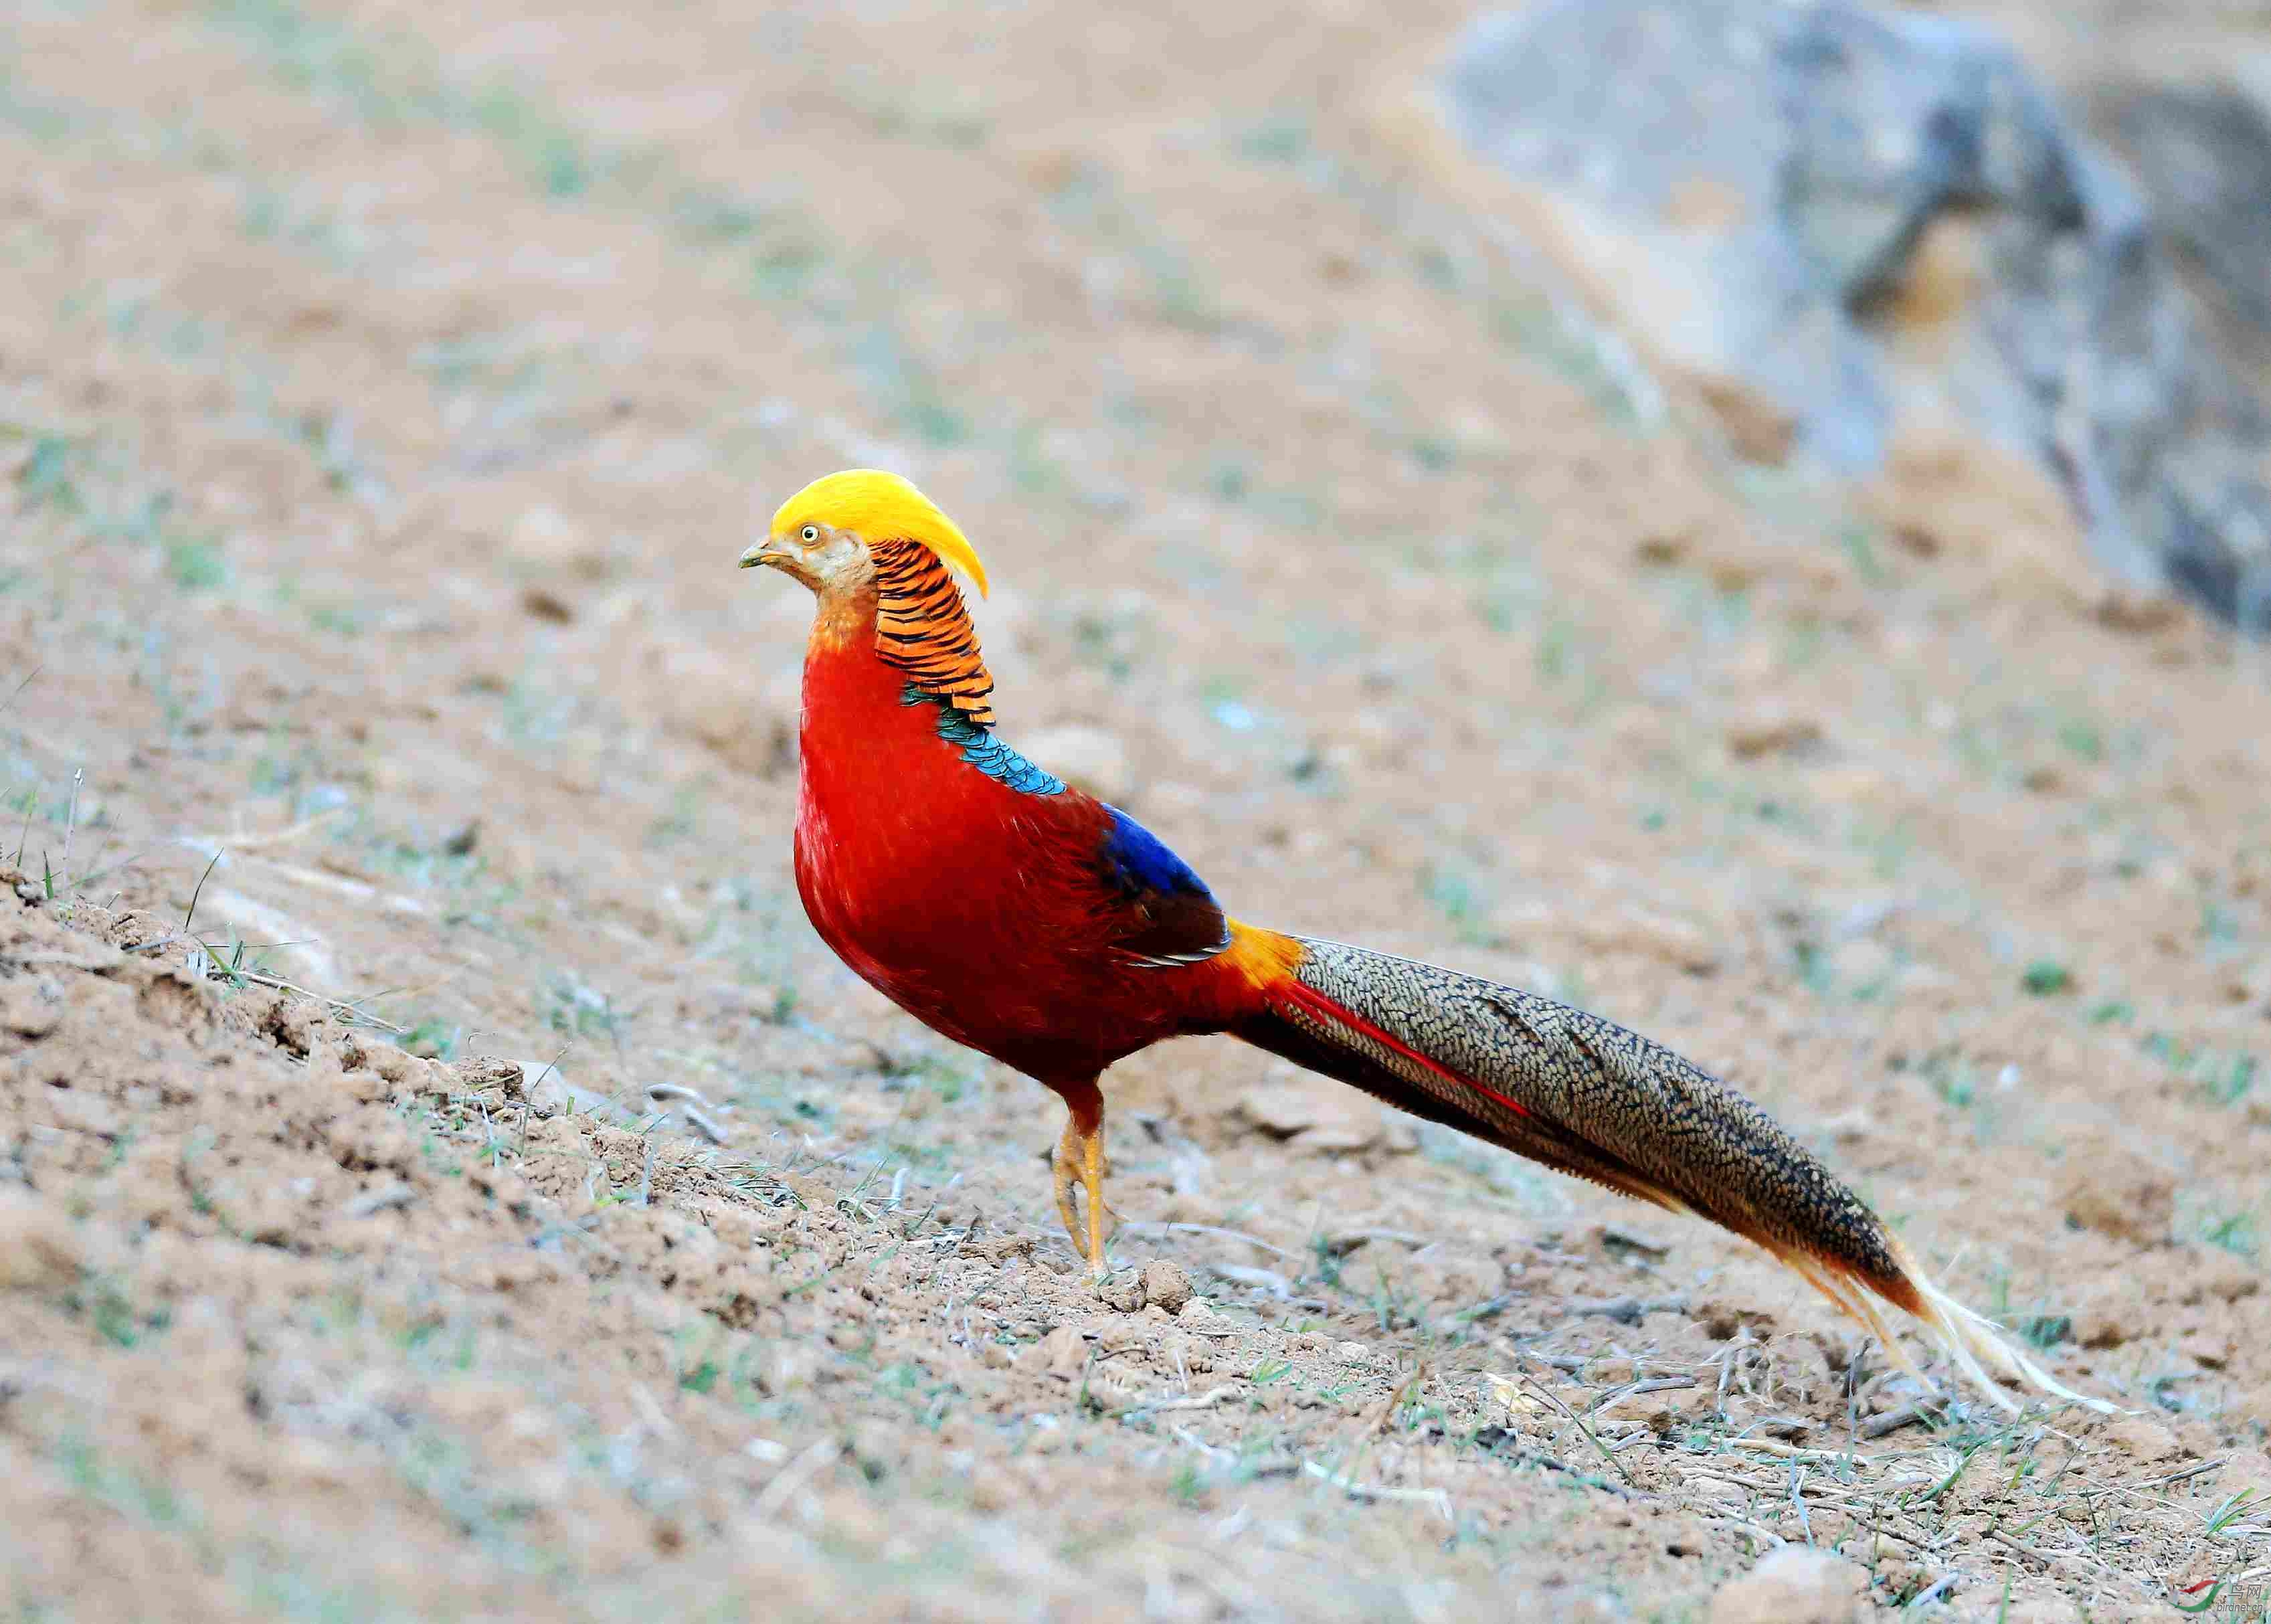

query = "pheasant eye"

[{"left": 800, "top": 525, "right": 819, "bottom": 543}]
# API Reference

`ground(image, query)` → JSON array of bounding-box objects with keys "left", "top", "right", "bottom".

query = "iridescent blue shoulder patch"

[{"left": 906, "top": 685, "right": 1065, "bottom": 797}]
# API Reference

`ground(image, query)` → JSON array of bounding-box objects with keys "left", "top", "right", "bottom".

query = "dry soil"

[{"left": 0, "top": 2, "right": 2266, "bottom": 1620}]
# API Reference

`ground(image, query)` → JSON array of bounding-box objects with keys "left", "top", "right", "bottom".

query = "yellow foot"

[{"left": 1049, "top": 1107, "right": 1112, "bottom": 1277}]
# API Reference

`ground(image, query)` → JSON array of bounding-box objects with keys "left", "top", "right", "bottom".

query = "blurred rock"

[
  {"left": 517, "top": 1060, "right": 572, "bottom": 1119},
  {"left": 2097, "top": 82, "right": 2271, "bottom": 340},
  {"left": 1724, "top": 701, "right": 1825, "bottom": 762},
  {"left": 1572, "top": 905, "right": 1722, "bottom": 976},
  {"left": 2179, "top": 1328, "right": 2232, "bottom": 1370},
  {"left": 2180, "top": 1246, "right": 2262, "bottom": 1305},
  {"left": 1233, "top": 1077, "right": 1389, "bottom": 1154},
  {"left": 2071, "top": 1285, "right": 2144, "bottom": 1349},
  {"left": 2054, "top": 1126, "right": 2174, "bottom": 1246},
  {"left": 1038, "top": 1324, "right": 1089, "bottom": 1378},
  {"left": 0, "top": 1188, "right": 84, "bottom": 1291},
  {"left": 1707, "top": 1547, "right": 1870, "bottom": 1624},
  {"left": 2221, "top": 1450, "right": 2271, "bottom": 1511},
  {"left": 650, "top": 646, "right": 797, "bottom": 778},
  {"left": 1140, "top": 1259, "right": 1194, "bottom": 1314},
  {"left": 2104, "top": 1415, "right": 2182, "bottom": 1464},
  {"left": 509, "top": 503, "right": 612, "bottom": 578},
  {"left": 520, "top": 585, "right": 575, "bottom": 624},
  {"left": 1429, "top": 0, "right": 2271, "bottom": 630}
]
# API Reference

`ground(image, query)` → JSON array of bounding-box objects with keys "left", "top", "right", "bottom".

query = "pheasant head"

[
  {"left": 741, "top": 468, "right": 1000, "bottom": 723},
  {"left": 741, "top": 468, "right": 988, "bottom": 597}
]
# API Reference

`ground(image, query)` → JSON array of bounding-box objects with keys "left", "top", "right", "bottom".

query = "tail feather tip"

[{"left": 1884, "top": 1242, "right": 2122, "bottom": 1417}]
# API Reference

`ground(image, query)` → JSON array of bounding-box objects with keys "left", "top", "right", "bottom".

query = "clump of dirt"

[{"left": 2055, "top": 1125, "right": 2177, "bottom": 1247}]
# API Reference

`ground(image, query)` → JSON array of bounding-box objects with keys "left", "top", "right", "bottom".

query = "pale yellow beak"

[{"left": 738, "top": 537, "right": 784, "bottom": 569}]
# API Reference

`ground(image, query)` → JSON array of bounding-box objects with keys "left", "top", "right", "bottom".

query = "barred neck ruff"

[{"left": 871, "top": 537, "right": 995, "bottom": 727}]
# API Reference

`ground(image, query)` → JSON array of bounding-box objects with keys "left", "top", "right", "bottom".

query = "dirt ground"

[{"left": 1, "top": 1, "right": 2267, "bottom": 1619}]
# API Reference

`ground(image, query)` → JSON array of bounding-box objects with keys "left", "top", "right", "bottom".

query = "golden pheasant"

[{"left": 739, "top": 468, "right": 2106, "bottom": 1412}]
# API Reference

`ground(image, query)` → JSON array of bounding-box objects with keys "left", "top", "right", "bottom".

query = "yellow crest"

[{"left": 770, "top": 469, "right": 989, "bottom": 598}]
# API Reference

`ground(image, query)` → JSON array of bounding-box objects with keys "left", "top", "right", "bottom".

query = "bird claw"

[{"left": 1051, "top": 1107, "right": 1114, "bottom": 1275}]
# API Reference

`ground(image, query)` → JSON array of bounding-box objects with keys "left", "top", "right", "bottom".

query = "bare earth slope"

[{"left": 1, "top": 1, "right": 2266, "bottom": 1619}]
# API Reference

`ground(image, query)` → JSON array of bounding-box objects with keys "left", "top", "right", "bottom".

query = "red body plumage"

[{"left": 792, "top": 624, "right": 1267, "bottom": 1089}]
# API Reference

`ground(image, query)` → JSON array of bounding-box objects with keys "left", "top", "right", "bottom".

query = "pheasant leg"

[{"left": 1049, "top": 1089, "right": 1111, "bottom": 1277}]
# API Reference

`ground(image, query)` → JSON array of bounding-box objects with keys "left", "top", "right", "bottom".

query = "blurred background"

[{"left": 3, "top": 1, "right": 2268, "bottom": 1619}]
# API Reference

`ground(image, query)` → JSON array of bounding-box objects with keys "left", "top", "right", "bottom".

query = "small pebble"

[{"left": 1140, "top": 1258, "right": 1194, "bottom": 1314}]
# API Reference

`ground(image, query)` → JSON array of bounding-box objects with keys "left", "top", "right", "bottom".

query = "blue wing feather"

[
  {"left": 1101, "top": 809, "right": 1210, "bottom": 898},
  {"left": 1097, "top": 808, "right": 1231, "bottom": 964}
]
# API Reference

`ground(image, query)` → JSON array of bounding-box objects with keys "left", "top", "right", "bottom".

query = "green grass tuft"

[{"left": 2020, "top": 959, "right": 2074, "bottom": 996}]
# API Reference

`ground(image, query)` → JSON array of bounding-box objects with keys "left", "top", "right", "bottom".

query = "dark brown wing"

[{"left": 1091, "top": 805, "right": 1231, "bottom": 966}]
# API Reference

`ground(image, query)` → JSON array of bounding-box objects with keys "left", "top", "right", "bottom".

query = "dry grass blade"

[
  {"left": 1299, "top": 1460, "right": 1452, "bottom": 1523},
  {"left": 0, "top": 665, "right": 40, "bottom": 720},
  {"left": 648, "top": 1082, "right": 731, "bottom": 1144},
  {"left": 274, "top": 975, "right": 404, "bottom": 1030},
  {"left": 1587, "top": 1374, "right": 1698, "bottom": 1418},
  {"left": 178, "top": 806, "right": 349, "bottom": 852},
  {"left": 58, "top": 767, "right": 82, "bottom": 885},
  {"left": 1516, "top": 1360, "right": 1634, "bottom": 1489},
  {"left": 1361, "top": 1366, "right": 1425, "bottom": 1436},
  {"left": 1109, "top": 1388, "right": 1237, "bottom": 1421},
  {"left": 181, "top": 848, "right": 225, "bottom": 935},
  {"left": 752, "top": 1439, "right": 841, "bottom": 1519},
  {"left": 1115, "top": 1221, "right": 1303, "bottom": 1262},
  {"left": 1860, "top": 1400, "right": 1940, "bottom": 1441},
  {"left": 1564, "top": 1293, "right": 1688, "bottom": 1324}
]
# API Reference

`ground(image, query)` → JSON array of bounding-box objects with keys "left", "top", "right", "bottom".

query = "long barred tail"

[{"left": 1231, "top": 931, "right": 2110, "bottom": 1414}]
